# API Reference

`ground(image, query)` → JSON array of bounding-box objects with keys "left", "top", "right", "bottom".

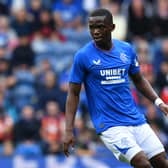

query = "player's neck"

[{"left": 94, "top": 40, "right": 113, "bottom": 51}]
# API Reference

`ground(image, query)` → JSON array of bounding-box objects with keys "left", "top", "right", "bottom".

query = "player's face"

[{"left": 89, "top": 16, "right": 114, "bottom": 44}]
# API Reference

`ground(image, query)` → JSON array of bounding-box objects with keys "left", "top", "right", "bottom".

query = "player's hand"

[
  {"left": 63, "top": 130, "right": 75, "bottom": 157},
  {"left": 159, "top": 103, "right": 168, "bottom": 116}
]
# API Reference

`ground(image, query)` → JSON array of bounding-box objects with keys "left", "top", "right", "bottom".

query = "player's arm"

[
  {"left": 63, "top": 82, "right": 81, "bottom": 156},
  {"left": 130, "top": 72, "right": 168, "bottom": 115},
  {"left": 130, "top": 72, "right": 157, "bottom": 102}
]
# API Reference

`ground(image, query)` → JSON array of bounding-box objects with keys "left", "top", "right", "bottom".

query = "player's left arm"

[{"left": 130, "top": 72, "right": 168, "bottom": 115}]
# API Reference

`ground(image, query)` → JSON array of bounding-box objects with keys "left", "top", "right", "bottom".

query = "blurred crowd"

[{"left": 0, "top": 0, "right": 168, "bottom": 157}]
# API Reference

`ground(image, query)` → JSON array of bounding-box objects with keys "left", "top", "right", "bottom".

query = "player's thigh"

[
  {"left": 131, "top": 151, "right": 151, "bottom": 168},
  {"left": 135, "top": 123, "right": 165, "bottom": 160},
  {"left": 150, "top": 152, "right": 168, "bottom": 168},
  {"left": 100, "top": 126, "right": 143, "bottom": 163}
]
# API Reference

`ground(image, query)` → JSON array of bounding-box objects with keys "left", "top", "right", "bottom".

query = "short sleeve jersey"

[{"left": 69, "top": 39, "right": 146, "bottom": 133}]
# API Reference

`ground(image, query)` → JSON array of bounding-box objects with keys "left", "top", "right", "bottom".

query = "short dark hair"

[{"left": 90, "top": 8, "right": 113, "bottom": 24}]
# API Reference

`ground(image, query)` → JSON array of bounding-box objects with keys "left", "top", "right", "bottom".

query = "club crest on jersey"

[
  {"left": 93, "top": 59, "right": 101, "bottom": 65},
  {"left": 120, "top": 53, "right": 128, "bottom": 63}
]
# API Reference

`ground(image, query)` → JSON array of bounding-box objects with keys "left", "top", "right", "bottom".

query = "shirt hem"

[{"left": 96, "top": 120, "right": 146, "bottom": 134}]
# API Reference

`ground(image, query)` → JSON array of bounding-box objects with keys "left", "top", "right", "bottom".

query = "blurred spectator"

[
  {"left": 34, "top": 59, "right": 55, "bottom": 83},
  {"left": 53, "top": 0, "right": 83, "bottom": 30},
  {"left": 10, "top": 67, "right": 36, "bottom": 113},
  {"left": 14, "top": 68, "right": 35, "bottom": 86},
  {"left": 152, "top": 0, "right": 168, "bottom": 38},
  {"left": 11, "top": 33, "right": 35, "bottom": 69},
  {"left": 136, "top": 39, "right": 152, "bottom": 63},
  {"left": 78, "top": 89, "right": 89, "bottom": 119},
  {"left": 82, "top": 0, "right": 97, "bottom": 13},
  {"left": 52, "top": 0, "right": 90, "bottom": 46},
  {"left": 127, "top": 0, "right": 152, "bottom": 41},
  {"left": 2, "top": 141, "right": 14, "bottom": 156},
  {"left": 14, "top": 105, "right": 41, "bottom": 156},
  {"left": 10, "top": 0, "right": 26, "bottom": 15},
  {"left": 11, "top": 7, "right": 32, "bottom": 37},
  {"left": 0, "top": 58, "right": 11, "bottom": 77},
  {"left": 58, "top": 64, "right": 71, "bottom": 93},
  {"left": 14, "top": 105, "right": 40, "bottom": 143},
  {"left": 161, "top": 92, "right": 168, "bottom": 135},
  {"left": 12, "top": 68, "right": 37, "bottom": 111},
  {"left": 76, "top": 128, "right": 95, "bottom": 156},
  {"left": 28, "top": 0, "right": 43, "bottom": 22},
  {"left": 31, "top": 8, "right": 63, "bottom": 41},
  {"left": 0, "top": 16, "right": 18, "bottom": 51},
  {"left": 31, "top": 8, "right": 66, "bottom": 59},
  {"left": 74, "top": 118, "right": 95, "bottom": 156},
  {"left": 0, "top": 35, "right": 16, "bottom": 89},
  {"left": 0, "top": 34, "right": 10, "bottom": 59},
  {"left": 99, "top": 0, "right": 127, "bottom": 40},
  {"left": 154, "top": 38, "right": 168, "bottom": 75},
  {"left": 0, "top": 41, "right": 13, "bottom": 84},
  {"left": 37, "top": 70, "right": 65, "bottom": 111},
  {"left": 40, "top": 101, "right": 64, "bottom": 154},
  {"left": 0, "top": 76, "right": 12, "bottom": 98},
  {"left": 145, "top": 103, "right": 162, "bottom": 125},
  {"left": 160, "top": 87, "right": 168, "bottom": 105},
  {"left": 135, "top": 39, "right": 154, "bottom": 85},
  {"left": 156, "top": 61, "right": 168, "bottom": 92},
  {"left": 0, "top": 87, "right": 17, "bottom": 122},
  {"left": 0, "top": 106, "right": 13, "bottom": 142},
  {"left": 111, "top": 0, "right": 127, "bottom": 40},
  {"left": 0, "top": 106, "right": 14, "bottom": 156},
  {"left": 0, "top": 2, "right": 9, "bottom": 15},
  {"left": 99, "top": 0, "right": 111, "bottom": 9},
  {"left": 74, "top": 117, "right": 86, "bottom": 136}
]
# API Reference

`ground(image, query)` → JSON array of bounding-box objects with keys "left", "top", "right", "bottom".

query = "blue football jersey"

[{"left": 69, "top": 39, "right": 146, "bottom": 133}]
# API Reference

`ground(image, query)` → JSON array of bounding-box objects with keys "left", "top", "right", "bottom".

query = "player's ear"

[{"left": 111, "top": 24, "right": 115, "bottom": 32}]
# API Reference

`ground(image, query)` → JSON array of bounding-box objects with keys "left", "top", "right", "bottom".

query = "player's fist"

[
  {"left": 159, "top": 103, "right": 168, "bottom": 116},
  {"left": 63, "top": 131, "right": 75, "bottom": 157}
]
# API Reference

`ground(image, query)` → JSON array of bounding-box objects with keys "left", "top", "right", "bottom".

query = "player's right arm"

[
  {"left": 63, "top": 50, "right": 86, "bottom": 156},
  {"left": 63, "top": 82, "right": 81, "bottom": 156}
]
